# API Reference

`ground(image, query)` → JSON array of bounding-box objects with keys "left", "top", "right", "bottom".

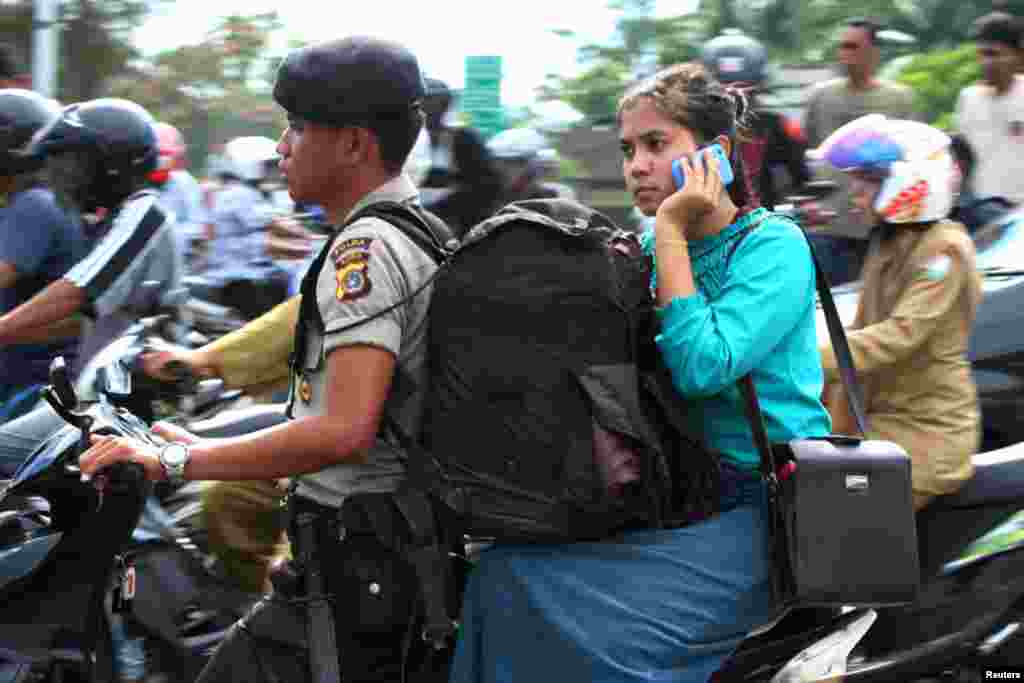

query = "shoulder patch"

[
  {"left": 331, "top": 237, "right": 373, "bottom": 266},
  {"left": 922, "top": 254, "right": 952, "bottom": 281},
  {"left": 331, "top": 237, "right": 374, "bottom": 302}
]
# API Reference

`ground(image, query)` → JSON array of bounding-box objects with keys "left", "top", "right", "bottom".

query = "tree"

[
  {"left": 539, "top": 61, "right": 631, "bottom": 123},
  {"left": 896, "top": 44, "right": 979, "bottom": 128},
  {"left": 210, "top": 12, "right": 282, "bottom": 86},
  {"left": 0, "top": 0, "right": 164, "bottom": 101},
  {"left": 541, "top": 0, "right": 705, "bottom": 121}
]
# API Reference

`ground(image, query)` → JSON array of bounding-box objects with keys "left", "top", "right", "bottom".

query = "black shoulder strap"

[
  {"left": 732, "top": 212, "right": 868, "bottom": 435},
  {"left": 347, "top": 200, "right": 456, "bottom": 265},
  {"left": 737, "top": 213, "right": 871, "bottom": 483}
]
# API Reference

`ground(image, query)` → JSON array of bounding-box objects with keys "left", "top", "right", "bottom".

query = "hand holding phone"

[{"left": 671, "top": 143, "right": 735, "bottom": 191}]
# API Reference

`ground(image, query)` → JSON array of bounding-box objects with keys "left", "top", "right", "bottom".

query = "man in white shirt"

[{"left": 956, "top": 12, "right": 1024, "bottom": 205}]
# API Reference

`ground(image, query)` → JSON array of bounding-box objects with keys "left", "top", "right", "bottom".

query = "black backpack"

[{"left": 396, "top": 198, "right": 720, "bottom": 543}]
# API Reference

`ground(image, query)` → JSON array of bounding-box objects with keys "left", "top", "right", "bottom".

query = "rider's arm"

[
  {"left": 180, "top": 343, "right": 392, "bottom": 480},
  {"left": 84, "top": 218, "right": 418, "bottom": 481},
  {"left": 182, "top": 218, "right": 422, "bottom": 480},
  {"left": 655, "top": 218, "right": 817, "bottom": 397},
  {"left": 0, "top": 278, "right": 85, "bottom": 344},
  {"left": 193, "top": 295, "right": 301, "bottom": 389},
  {"left": 820, "top": 241, "right": 974, "bottom": 381}
]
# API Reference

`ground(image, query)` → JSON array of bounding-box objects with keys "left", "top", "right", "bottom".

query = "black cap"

[{"left": 273, "top": 36, "right": 426, "bottom": 126}]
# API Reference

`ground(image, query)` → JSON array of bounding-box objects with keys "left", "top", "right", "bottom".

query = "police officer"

[
  {"left": 815, "top": 115, "right": 982, "bottom": 511},
  {"left": 79, "top": 37, "right": 446, "bottom": 683}
]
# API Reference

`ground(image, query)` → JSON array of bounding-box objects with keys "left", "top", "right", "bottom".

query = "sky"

[{"left": 133, "top": 0, "right": 697, "bottom": 109}]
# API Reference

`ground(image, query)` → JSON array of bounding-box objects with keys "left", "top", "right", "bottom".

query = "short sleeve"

[
  {"left": 0, "top": 190, "right": 61, "bottom": 275},
  {"left": 314, "top": 217, "right": 427, "bottom": 357},
  {"left": 65, "top": 195, "right": 171, "bottom": 316}
]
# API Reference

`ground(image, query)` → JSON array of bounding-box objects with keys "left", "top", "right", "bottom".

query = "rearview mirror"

[{"left": 48, "top": 357, "right": 77, "bottom": 411}]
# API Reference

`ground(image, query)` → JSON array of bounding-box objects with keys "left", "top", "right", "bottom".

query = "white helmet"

[
  {"left": 403, "top": 127, "right": 431, "bottom": 186},
  {"left": 486, "top": 127, "right": 548, "bottom": 160},
  {"left": 812, "top": 114, "right": 958, "bottom": 224},
  {"left": 219, "top": 136, "right": 280, "bottom": 183}
]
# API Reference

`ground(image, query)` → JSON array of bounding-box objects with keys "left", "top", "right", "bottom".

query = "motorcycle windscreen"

[{"left": 943, "top": 509, "right": 1024, "bottom": 575}]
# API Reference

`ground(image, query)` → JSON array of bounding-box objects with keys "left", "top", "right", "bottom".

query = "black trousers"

[{"left": 195, "top": 496, "right": 422, "bottom": 683}]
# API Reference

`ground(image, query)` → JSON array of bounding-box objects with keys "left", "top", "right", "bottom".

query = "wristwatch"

[{"left": 158, "top": 443, "right": 190, "bottom": 484}]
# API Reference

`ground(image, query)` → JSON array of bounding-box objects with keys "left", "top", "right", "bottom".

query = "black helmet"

[
  {"left": 30, "top": 98, "right": 159, "bottom": 211},
  {"left": 0, "top": 89, "right": 60, "bottom": 175},
  {"left": 701, "top": 29, "right": 768, "bottom": 85}
]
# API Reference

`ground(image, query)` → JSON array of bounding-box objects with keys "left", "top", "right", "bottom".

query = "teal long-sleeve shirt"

[{"left": 641, "top": 208, "right": 831, "bottom": 469}]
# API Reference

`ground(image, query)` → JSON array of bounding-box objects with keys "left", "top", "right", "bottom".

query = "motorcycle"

[
  {"left": 710, "top": 440, "right": 1024, "bottom": 682},
  {"left": 72, "top": 313, "right": 289, "bottom": 683},
  {"left": 0, "top": 358, "right": 152, "bottom": 682}
]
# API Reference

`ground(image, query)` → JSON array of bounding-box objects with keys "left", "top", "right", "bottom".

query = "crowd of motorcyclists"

[{"left": 0, "top": 8, "right": 1022, "bottom": 683}]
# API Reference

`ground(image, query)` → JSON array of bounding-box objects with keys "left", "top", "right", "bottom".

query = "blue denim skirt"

[{"left": 448, "top": 464, "right": 774, "bottom": 683}]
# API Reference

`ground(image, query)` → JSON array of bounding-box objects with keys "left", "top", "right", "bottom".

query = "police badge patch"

[{"left": 331, "top": 237, "right": 373, "bottom": 302}]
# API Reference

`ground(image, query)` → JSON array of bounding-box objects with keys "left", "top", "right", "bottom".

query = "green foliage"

[
  {"left": 559, "top": 155, "right": 589, "bottom": 178},
  {"left": 0, "top": 0, "right": 167, "bottom": 101},
  {"left": 540, "top": 0, "right": 1024, "bottom": 124},
  {"left": 539, "top": 61, "right": 631, "bottom": 124},
  {"left": 895, "top": 44, "right": 980, "bottom": 128}
]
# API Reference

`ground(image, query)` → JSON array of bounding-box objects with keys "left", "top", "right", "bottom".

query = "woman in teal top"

[
  {"left": 640, "top": 207, "right": 830, "bottom": 468},
  {"left": 449, "top": 63, "right": 830, "bottom": 683}
]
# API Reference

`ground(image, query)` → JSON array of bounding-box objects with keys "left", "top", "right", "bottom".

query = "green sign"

[{"left": 463, "top": 55, "right": 504, "bottom": 139}]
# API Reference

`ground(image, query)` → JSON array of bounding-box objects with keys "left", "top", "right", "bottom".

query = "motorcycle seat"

[
  {"left": 932, "top": 442, "right": 1024, "bottom": 509},
  {"left": 190, "top": 403, "right": 288, "bottom": 439}
]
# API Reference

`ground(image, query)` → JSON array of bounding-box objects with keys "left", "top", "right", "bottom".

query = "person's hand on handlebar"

[{"left": 141, "top": 346, "right": 217, "bottom": 384}]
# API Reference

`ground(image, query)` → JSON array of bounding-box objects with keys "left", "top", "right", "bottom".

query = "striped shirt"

[{"left": 66, "top": 190, "right": 183, "bottom": 373}]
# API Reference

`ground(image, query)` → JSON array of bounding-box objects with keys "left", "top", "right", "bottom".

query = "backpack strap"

[
  {"left": 348, "top": 200, "right": 457, "bottom": 265},
  {"left": 287, "top": 199, "right": 454, "bottom": 418}
]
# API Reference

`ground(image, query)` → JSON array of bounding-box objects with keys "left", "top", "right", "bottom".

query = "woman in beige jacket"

[{"left": 814, "top": 115, "right": 983, "bottom": 510}]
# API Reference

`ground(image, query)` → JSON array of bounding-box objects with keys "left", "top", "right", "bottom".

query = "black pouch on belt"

[{"left": 333, "top": 493, "right": 418, "bottom": 634}]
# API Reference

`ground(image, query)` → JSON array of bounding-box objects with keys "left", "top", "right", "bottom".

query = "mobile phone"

[{"left": 672, "top": 143, "right": 735, "bottom": 190}]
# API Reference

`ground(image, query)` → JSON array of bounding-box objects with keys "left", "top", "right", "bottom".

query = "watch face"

[{"left": 162, "top": 444, "right": 188, "bottom": 467}]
